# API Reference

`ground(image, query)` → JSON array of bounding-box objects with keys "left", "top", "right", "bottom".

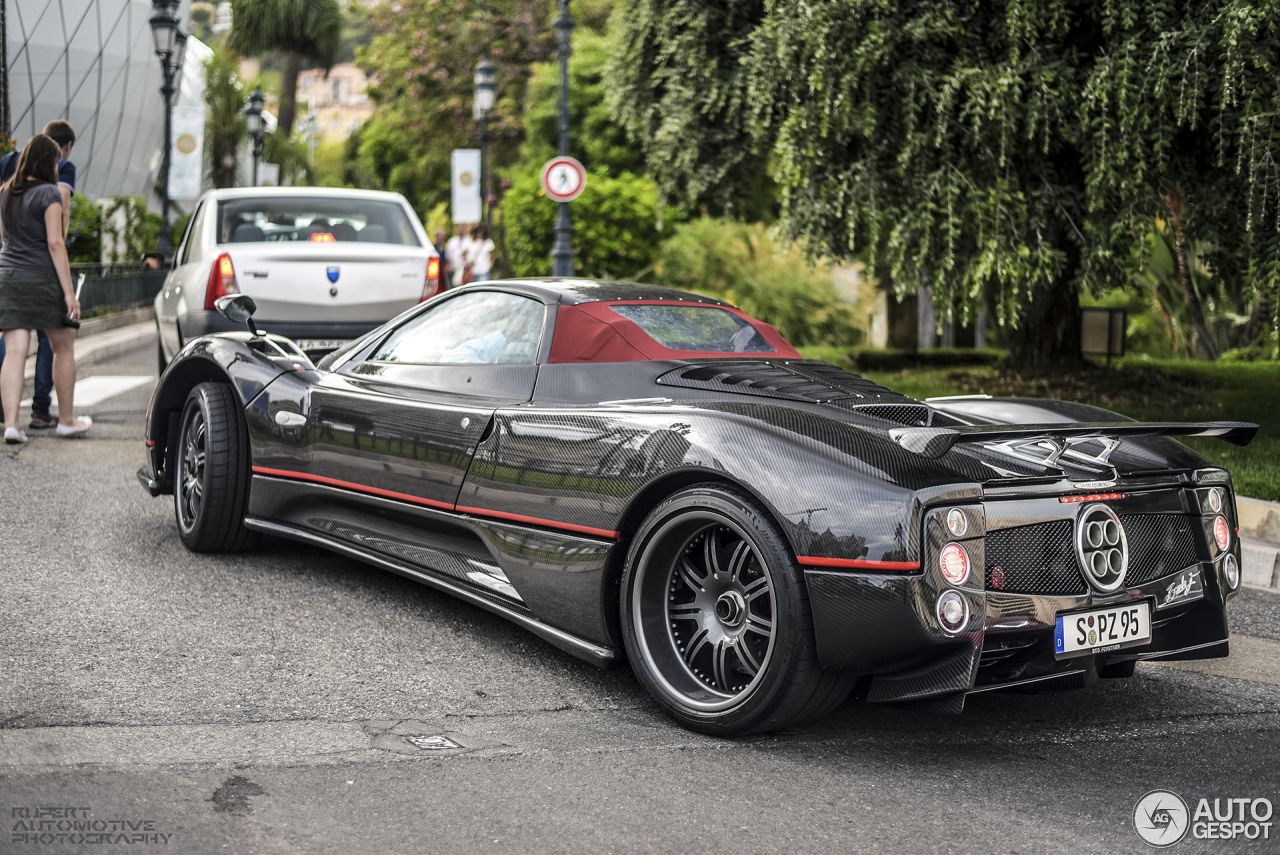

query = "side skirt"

[{"left": 242, "top": 516, "right": 624, "bottom": 670}]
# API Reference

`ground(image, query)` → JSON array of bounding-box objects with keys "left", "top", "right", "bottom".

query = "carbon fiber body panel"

[{"left": 138, "top": 278, "right": 1246, "bottom": 700}]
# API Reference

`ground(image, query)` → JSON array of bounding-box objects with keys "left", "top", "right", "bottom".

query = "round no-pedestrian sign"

[{"left": 541, "top": 156, "right": 586, "bottom": 202}]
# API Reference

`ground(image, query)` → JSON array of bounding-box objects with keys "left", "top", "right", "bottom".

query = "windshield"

[
  {"left": 611, "top": 304, "right": 774, "bottom": 352},
  {"left": 216, "top": 196, "right": 421, "bottom": 246}
]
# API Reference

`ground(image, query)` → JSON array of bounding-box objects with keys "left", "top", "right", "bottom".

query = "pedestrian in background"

[
  {"left": 466, "top": 224, "right": 495, "bottom": 282},
  {"left": 0, "top": 134, "right": 90, "bottom": 443},
  {"left": 0, "top": 120, "right": 76, "bottom": 429},
  {"left": 445, "top": 224, "right": 469, "bottom": 289},
  {"left": 432, "top": 227, "right": 450, "bottom": 290}
]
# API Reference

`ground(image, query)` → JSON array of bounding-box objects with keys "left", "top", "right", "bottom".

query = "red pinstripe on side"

[
  {"left": 252, "top": 466, "right": 621, "bottom": 538},
  {"left": 251, "top": 466, "right": 454, "bottom": 510},
  {"left": 797, "top": 555, "right": 920, "bottom": 571},
  {"left": 454, "top": 505, "right": 620, "bottom": 539}
]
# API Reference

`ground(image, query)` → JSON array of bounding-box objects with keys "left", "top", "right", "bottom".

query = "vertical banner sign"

[
  {"left": 169, "top": 105, "right": 206, "bottom": 200},
  {"left": 258, "top": 163, "right": 280, "bottom": 187},
  {"left": 451, "top": 149, "right": 482, "bottom": 224}
]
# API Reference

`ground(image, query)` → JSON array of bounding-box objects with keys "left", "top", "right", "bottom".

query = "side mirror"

[{"left": 214, "top": 294, "right": 261, "bottom": 336}]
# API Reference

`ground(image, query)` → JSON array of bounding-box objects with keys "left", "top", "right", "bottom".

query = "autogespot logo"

[
  {"left": 1134, "top": 791, "right": 1190, "bottom": 847},
  {"left": 1134, "top": 790, "right": 1275, "bottom": 846}
]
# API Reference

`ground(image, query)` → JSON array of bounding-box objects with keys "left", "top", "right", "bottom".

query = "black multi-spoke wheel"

[
  {"left": 173, "top": 382, "right": 259, "bottom": 553},
  {"left": 621, "top": 484, "right": 853, "bottom": 736}
]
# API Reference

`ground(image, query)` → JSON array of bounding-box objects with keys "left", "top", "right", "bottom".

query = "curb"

[{"left": 1236, "top": 496, "right": 1280, "bottom": 546}]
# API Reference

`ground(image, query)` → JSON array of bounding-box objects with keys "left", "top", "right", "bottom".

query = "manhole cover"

[{"left": 404, "top": 734, "right": 463, "bottom": 751}]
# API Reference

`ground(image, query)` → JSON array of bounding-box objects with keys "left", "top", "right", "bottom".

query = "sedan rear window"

[
  {"left": 611, "top": 305, "right": 773, "bottom": 352},
  {"left": 217, "top": 196, "right": 421, "bottom": 246}
]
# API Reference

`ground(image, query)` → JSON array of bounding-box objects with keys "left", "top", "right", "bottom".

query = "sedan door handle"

[{"left": 274, "top": 411, "right": 307, "bottom": 427}]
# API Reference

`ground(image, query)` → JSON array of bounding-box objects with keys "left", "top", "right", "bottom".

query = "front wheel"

[
  {"left": 174, "top": 382, "right": 260, "bottom": 553},
  {"left": 620, "top": 484, "right": 853, "bottom": 736}
]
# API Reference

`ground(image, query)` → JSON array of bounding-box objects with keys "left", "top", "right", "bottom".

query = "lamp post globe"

[{"left": 473, "top": 56, "right": 497, "bottom": 233}]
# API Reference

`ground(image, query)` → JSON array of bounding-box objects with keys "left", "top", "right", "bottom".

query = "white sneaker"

[
  {"left": 4, "top": 427, "right": 28, "bottom": 444},
  {"left": 56, "top": 415, "right": 92, "bottom": 437}
]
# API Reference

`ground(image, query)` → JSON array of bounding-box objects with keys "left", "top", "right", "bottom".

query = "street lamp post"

[
  {"left": 245, "top": 88, "right": 265, "bottom": 186},
  {"left": 473, "top": 57, "right": 496, "bottom": 235},
  {"left": 550, "top": 0, "right": 574, "bottom": 277},
  {"left": 149, "top": 0, "right": 186, "bottom": 256}
]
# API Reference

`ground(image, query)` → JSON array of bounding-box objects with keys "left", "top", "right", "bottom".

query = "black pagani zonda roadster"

[{"left": 138, "top": 279, "right": 1257, "bottom": 735}]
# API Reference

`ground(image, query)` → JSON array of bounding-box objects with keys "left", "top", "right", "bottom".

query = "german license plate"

[
  {"left": 295, "top": 339, "right": 348, "bottom": 351},
  {"left": 1054, "top": 602, "right": 1151, "bottom": 658}
]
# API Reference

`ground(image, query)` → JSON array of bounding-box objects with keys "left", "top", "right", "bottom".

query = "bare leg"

[
  {"left": 44, "top": 326, "right": 80, "bottom": 427},
  {"left": 1, "top": 329, "right": 31, "bottom": 430}
]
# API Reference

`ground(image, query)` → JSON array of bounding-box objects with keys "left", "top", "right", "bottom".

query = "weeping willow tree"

[{"left": 612, "top": 0, "right": 1280, "bottom": 366}]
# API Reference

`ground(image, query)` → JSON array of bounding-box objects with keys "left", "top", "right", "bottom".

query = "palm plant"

[{"left": 227, "top": 0, "right": 341, "bottom": 137}]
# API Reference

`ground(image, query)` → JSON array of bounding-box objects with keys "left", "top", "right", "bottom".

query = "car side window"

[
  {"left": 180, "top": 202, "right": 205, "bottom": 266},
  {"left": 372, "top": 292, "right": 545, "bottom": 365}
]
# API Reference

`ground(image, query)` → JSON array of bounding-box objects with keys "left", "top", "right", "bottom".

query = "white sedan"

[{"left": 155, "top": 187, "right": 441, "bottom": 367}]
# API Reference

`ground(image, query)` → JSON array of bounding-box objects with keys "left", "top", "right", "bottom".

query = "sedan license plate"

[
  {"left": 1054, "top": 602, "right": 1151, "bottom": 658},
  {"left": 295, "top": 339, "right": 348, "bottom": 351}
]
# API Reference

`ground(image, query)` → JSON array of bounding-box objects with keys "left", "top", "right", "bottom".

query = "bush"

[
  {"left": 66, "top": 193, "right": 101, "bottom": 263},
  {"left": 652, "top": 218, "right": 862, "bottom": 347},
  {"left": 503, "top": 166, "right": 679, "bottom": 279},
  {"left": 99, "top": 196, "right": 162, "bottom": 262}
]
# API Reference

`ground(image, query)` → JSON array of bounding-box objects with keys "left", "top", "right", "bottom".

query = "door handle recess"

[{"left": 274, "top": 411, "right": 307, "bottom": 427}]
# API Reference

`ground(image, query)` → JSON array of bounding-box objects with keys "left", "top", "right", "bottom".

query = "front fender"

[{"left": 142, "top": 333, "right": 301, "bottom": 494}]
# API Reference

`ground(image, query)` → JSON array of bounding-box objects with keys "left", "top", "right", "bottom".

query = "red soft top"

[{"left": 548, "top": 300, "right": 801, "bottom": 363}]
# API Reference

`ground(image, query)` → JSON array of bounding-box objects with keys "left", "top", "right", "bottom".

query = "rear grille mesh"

[
  {"left": 983, "top": 513, "right": 1202, "bottom": 595},
  {"left": 1119, "top": 514, "right": 1200, "bottom": 585},
  {"left": 984, "top": 521, "right": 1087, "bottom": 596}
]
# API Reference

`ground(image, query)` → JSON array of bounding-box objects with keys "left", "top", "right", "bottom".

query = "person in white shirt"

[
  {"left": 466, "top": 224, "right": 496, "bottom": 282},
  {"left": 444, "top": 224, "right": 470, "bottom": 289}
]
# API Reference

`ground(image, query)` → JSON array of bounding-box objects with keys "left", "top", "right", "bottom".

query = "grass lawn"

[{"left": 797, "top": 347, "right": 1280, "bottom": 502}]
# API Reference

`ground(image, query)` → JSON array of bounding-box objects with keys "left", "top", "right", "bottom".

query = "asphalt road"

[{"left": 3, "top": 341, "right": 1280, "bottom": 854}]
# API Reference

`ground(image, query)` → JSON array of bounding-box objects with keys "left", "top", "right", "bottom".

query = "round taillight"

[
  {"left": 1223, "top": 553, "right": 1240, "bottom": 589},
  {"left": 939, "top": 543, "right": 971, "bottom": 585},
  {"left": 946, "top": 508, "right": 968, "bottom": 538},
  {"left": 936, "top": 590, "right": 969, "bottom": 634},
  {"left": 1213, "top": 516, "right": 1230, "bottom": 551},
  {"left": 1208, "top": 488, "right": 1223, "bottom": 514}
]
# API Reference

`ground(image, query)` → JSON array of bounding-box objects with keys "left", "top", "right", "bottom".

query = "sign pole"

[{"left": 550, "top": 0, "right": 575, "bottom": 278}]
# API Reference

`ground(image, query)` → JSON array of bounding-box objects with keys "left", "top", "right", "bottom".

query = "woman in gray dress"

[{"left": 0, "top": 134, "right": 89, "bottom": 443}]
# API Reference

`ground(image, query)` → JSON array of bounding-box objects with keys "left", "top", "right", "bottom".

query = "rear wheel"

[
  {"left": 621, "top": 484, "right": 853, "bottom": 736},
  {"left": 174, "top": 382, "right": 259, "bottom": 553}
]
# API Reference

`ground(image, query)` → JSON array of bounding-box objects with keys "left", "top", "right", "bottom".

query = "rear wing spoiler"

[{"left": 889, "top": 421, "right": 1259, "bottom": 459}]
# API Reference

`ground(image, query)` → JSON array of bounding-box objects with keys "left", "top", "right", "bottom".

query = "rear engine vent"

[
  {"left": 850, "top": 405, "right": 932, "bottom": 427},
  {"left": 657, "top": 360, "right": 908, "bottom": 406},
  {"left": 984, "top": 521, "right": 1088, "bottom": 596}
]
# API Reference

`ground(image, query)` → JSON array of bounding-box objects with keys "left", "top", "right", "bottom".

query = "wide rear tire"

[
  {"left": 174, "top": 382, "right": 260, "bottom": 553},
  {"left": 620, "top": 484, "right": 853, "bottom": 736}
]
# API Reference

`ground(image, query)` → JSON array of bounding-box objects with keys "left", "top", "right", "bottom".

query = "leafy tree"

[
  {"left": 228, "top": 0, "right": 341, "bottom": 136},
  {"left": 355, "top": 0, "right": 558, "bottom": 215},
  {"left": 522, "top": 28, "right": 642, "bottom": 175},
  {"left": 203, "top": 47, "right": 246, "bottom": 188},
  {"left": 613, "top": 0, "right": 1280, "bottom": 367},
  {"left": 608, "top": 0, "right": 774, "bottom": 221}
]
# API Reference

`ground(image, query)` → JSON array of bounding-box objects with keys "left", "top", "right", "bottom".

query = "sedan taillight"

[
  {"left": 422, "top": 256, "right": 441, "bottom": 301},
  {"left": 204, "top": 253, "right": 239, "bottom": 310}
]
